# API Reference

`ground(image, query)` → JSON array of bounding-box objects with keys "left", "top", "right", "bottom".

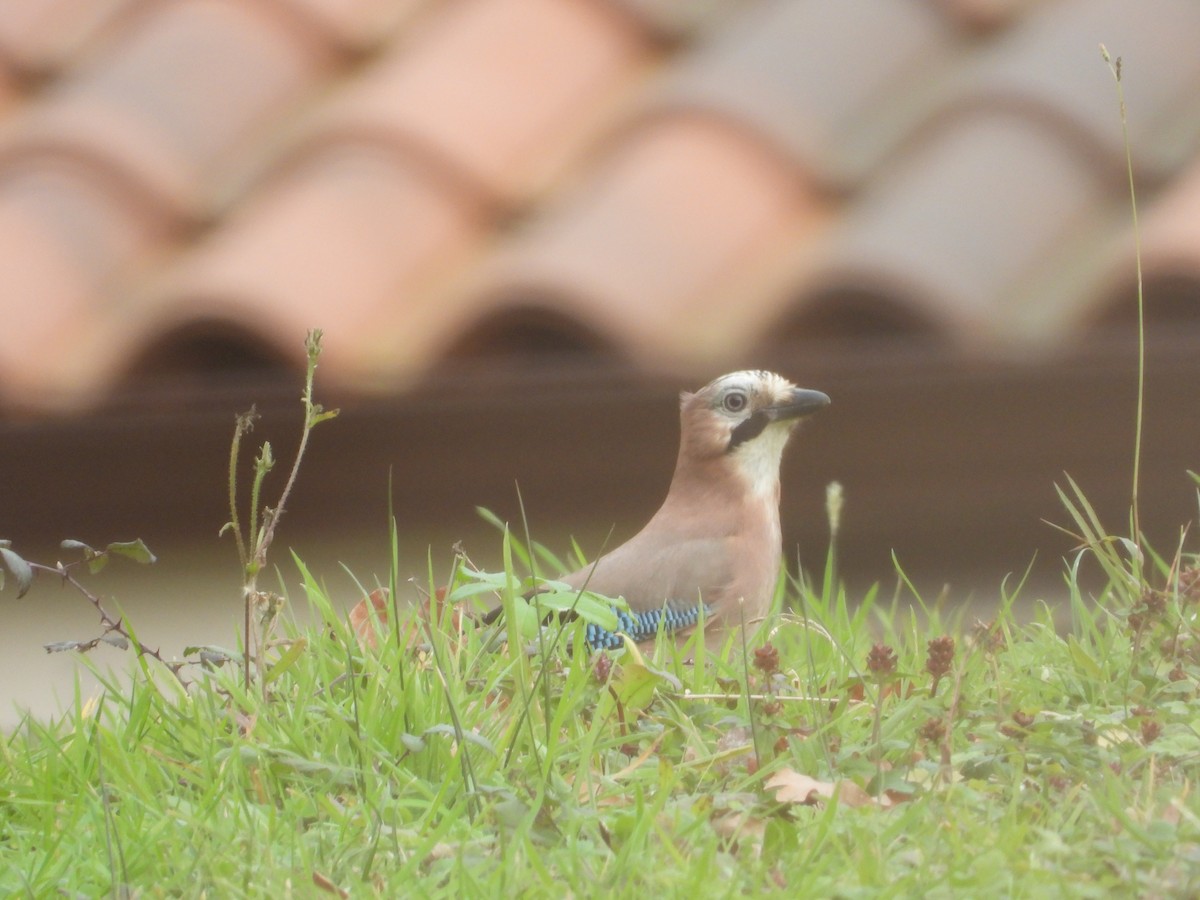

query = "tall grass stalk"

[{"left": 1100, "top": 44, "right": 1146, "bottom": 547}]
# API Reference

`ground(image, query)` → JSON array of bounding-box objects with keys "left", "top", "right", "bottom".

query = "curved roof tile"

[
  {"left": 940, "top": 0, "right": 1200, "bottom": 182},
  {"left": 0, "top": 66, "right": 17, "bottom": 113},
  {"left": 278, "top": 0, "right": 429, "bottom": 52},
  {"left": 930, "top": 0, "right": 1047, "bottom": 32},
  {"left": 1132, "top": 161, "right": 1200, "bottom": 279},
  {"left": 651, "top": 0, "right": 963, "bottom": 190},
  {"left": 0, "top": 0, "right": 136, "bottom": 78},
  {"left": 0, "top": 158, "right": 168, "bottom": 411},
  {"left": 0, "top": 0, "right": 339, "bottom": 221},
  {"left": 462, "top": 113, "right": 827, "bottom": 374},
  {"left": 793, "top": 109, "right": 1113, "bottom": 352},
  {"left": 103, "top": 141, "right": 488, "bottom": 396},
  {"left": 311, "top": 0, "right": 652, "bottom": 205},
  {"left": 605, "top": 0, "right": 750, "bottom": 42},
  {"left": 1083, "top": 160, "right": 1200, "bottom": 330}
]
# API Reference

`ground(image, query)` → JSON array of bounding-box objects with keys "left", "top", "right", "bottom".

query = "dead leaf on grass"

[
  {"left": 765, "top": 768, "right": 882, "bottom": 808},
  {"left": 311, "top": 870, "right": 348, "bottom": 897}
]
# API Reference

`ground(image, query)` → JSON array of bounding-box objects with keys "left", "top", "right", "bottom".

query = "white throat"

[{"left": 730, "top": 423, "right": 793, "bottom": 498}]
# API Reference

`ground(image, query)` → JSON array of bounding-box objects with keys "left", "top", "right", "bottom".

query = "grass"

[{"left": 1, "top": 509, "right": 1199, "bottom": 897}]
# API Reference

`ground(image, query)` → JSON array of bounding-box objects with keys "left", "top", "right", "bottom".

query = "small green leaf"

[
  {"left": 1189, "top": 469, "right": 1200, "bottom": 487},
  {"left": 106, "top": 539, "right": 157, "bottom": 565},
  {"left": 610, "top": 643, "right": 670, "bottom": 711},
  {"left": 183, "top": 645, "right": 238, "bottom": 668},
  {"left": 532, "top": 587, "right": 620, "bottom": 631},
  {"left": 611, "top": 661, "right": 661, "bottom": 710},
  {"left": 446, "top": 579, "right": 507, "bottom": 603},
  {"left": 265, "top": 638, "right": 308, "bottom": 684},
  {"left": 1067, "top": 635, "right": 1105, "bottom": 680},
  {"left": 184, "top": 644, "right": 229, "bottom": 658},
  {"left": 0, "top": 547, "right": 34, "bottom": 598},
  {"left": 511, "top": 597, "right": 540, "bottom": 639},
  {"left": 606, "top": 636, "right": 681, "bottom": 711},
  {"left": 60, "top": 539, "right": 108, "bottom": 573},
  {"left": 310, "top": 408, "right": 339, "bottom": 426}
]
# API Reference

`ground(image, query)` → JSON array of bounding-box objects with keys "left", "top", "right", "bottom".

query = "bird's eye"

[{"left": 722, "top": 391, "right": 748, "bottom": 414}]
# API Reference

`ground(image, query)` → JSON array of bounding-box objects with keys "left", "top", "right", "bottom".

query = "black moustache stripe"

[{"left": 727, "top": 412, "right": 770, "bottom": 452}]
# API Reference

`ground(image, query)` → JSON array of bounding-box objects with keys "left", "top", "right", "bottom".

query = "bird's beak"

[{"left": 766, "top": 388, "right": 831, "bottom": 422}]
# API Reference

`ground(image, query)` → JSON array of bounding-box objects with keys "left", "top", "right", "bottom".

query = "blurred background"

[{"left": 3, "top": 0, "right": 1200, "bottom": 725}]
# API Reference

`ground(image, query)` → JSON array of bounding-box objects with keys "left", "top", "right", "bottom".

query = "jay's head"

[{"left": 679, "top": 370, "right": 829, "bottom": 493}]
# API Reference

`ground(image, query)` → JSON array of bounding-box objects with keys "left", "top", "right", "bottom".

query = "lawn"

[{"left": 2, "top": 473, "right": 1199, "bottom": 897}]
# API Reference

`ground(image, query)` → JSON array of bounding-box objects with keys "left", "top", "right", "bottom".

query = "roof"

[{"left": 1, "top": 0, "right": 1199, "bottom": 416}]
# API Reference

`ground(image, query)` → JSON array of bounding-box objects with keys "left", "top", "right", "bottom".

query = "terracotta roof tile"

[
  {"left": 0, "top": 0, "right": 340, "bottom": 220},
  {"left": 1139, "top": 162, "right": 1200, "bottom": 276},
  {"left": 651, "top": 0, "right": 964, "bottom": 189},
  {"left": 279, "top": 0, "right": 429, "bottom": 51},
  {"left": 930, "top": 0, "right": 1048, "bottom": 32},
  {"left": 0, "top": 157, "right": 169, "bottom": 411},
  {"left": 939, "top": 0, "right": 1200, "bottom": 182},
  {"left": 794, "top": 109, "right": 1113, "bottom": 352},
  {"left": 106, "top": 141, "right": 488, "bottom": 395},
  {"left": 460, "top": 113, "right": 828, "bottom": 374},
  {"left": 1082, "top": 160, "right": 1200, "bottom": 332},
  {"left": 313, "top": 0, "right": 653, "bottom": 205},
  {"left": 0, "top": 0, "right": 136, "bottom": 78},
  {"left": 605, "top": 0, "right": 748, "bottom": 41},
  {"left": 0, "top": 68, "right": 18, "bottom": 113}
]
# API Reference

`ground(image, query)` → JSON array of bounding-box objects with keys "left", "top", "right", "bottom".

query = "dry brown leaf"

[
  {"left": 882, "top": 788, "right": 916, "bottom": 807},
  {"left": 766, "top": 768, "right": 876, "bottom": 808},
  {"left": 311, "top": 870, "right": 349, "bottom": 897},
  {"left": 711, "top": 809, "right": 767, "bottom": 857}
]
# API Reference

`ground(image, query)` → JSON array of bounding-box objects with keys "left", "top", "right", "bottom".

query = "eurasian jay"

[{"left": 538, "top": 370, "right": 830, "bottom": 650}]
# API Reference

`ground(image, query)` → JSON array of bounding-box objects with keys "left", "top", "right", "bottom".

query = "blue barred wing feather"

[{"left": 584, "top": 602, "right": 712, "bottom": 649}]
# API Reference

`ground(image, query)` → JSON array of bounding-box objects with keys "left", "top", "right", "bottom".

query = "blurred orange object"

[{"left": 347, "top": 586, "right": 458, "bottom": 649}]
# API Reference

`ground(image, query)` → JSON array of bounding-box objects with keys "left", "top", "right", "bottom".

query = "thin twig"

[
  {"left": 31, "top": 560, "right": 186, "bottom": 681},
  {"left": 680, "top": 691, "right": 857, "bottom": 704}
]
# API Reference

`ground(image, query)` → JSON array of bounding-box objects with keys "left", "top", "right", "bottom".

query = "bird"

[{"left": 522, "top": 370, "right": 830, "bottom": 651}]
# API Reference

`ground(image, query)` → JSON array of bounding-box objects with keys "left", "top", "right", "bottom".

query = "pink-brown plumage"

[{"left": 560, "top": 370, "right": 828, "bottom": 648}]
